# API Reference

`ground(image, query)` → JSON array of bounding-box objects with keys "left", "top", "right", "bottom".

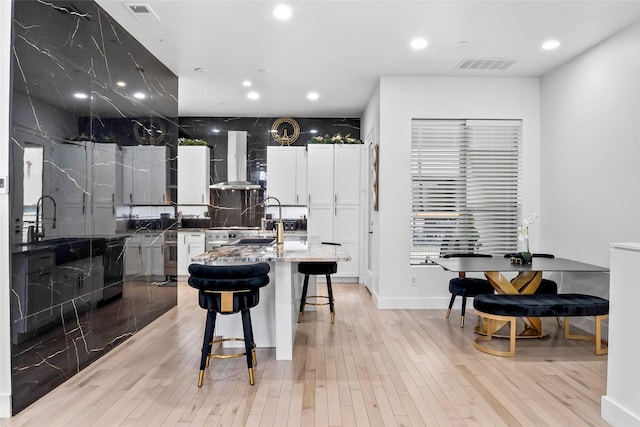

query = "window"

[{"left": 410, "top": 119, "right": 522, "bottom": 264}]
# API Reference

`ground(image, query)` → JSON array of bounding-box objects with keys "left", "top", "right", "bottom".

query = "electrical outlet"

[{"left": 410, "top": 276, "right": 417, "bottom": 287}]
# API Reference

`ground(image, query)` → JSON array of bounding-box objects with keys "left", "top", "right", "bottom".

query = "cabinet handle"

[
  {"left": 335, "top": 206, "right": 337, "bottom": 216},
  {"left": 202, "top": 194, "right": 204, "bottom": 203},
  {"left": 335, "top": 194, "right": 337, "bottom": 204}
]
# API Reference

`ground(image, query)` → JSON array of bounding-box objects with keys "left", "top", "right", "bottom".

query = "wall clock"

[
  {"left": 132, "top": 118, "right": 166, "bottom": 145},
  {"left": 271, "top": 117, "right": 300, "bottom": 146}
]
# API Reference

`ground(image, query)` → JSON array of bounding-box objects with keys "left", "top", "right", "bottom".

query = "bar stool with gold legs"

[{"left": 187, "top": 262, "right": 270, "bottom": 387}]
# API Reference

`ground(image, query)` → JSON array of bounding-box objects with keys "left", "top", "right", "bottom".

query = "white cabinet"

[
  {"left": 124, "top": 233, "right": 165, "bottom": 277},
  {"left": 141, "top": 233, "right": 165, "bottom": 276},
  {"left": 122, "top": 146, "right": 169, "bottom": 205},
  {"left": 59, "top": 142, "right": 121, "bottom": 236},
  {"left": 177, "top": 230, "right": 205, "bottom": 275},
  {"left": 307, "top": 144, "right": 362, "bottom": 278},
  {"left": 178, "top": 145, "right": 211, "bottom": 205},
  {"left": 124, "top": 235, "right": 143, "bottom": 276},
  {"left": 267, "top": 146, "right": 307, "bottom": 205}
]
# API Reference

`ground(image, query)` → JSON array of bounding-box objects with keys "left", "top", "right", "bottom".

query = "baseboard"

[
  {"left": 0, "top": 393, "right": 10, "bottom": 418},
  {"left": 601, "top": 396, "right": 640, "bottom": 426}
]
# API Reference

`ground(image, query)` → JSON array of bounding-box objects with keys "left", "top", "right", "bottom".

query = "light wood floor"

[{"left": 1, "top": 281, "right": 609, "bottom": 427}]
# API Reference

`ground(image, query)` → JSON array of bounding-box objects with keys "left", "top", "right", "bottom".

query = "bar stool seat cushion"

[{"left": 298, "top": 262, "right": 337, "bottom": 275}]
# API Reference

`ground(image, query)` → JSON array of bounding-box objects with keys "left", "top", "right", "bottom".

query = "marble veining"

[
  {"left": 192, "top": 238, "right": 351, "bottom": 264},
  {"left": 9, "top": 0, "right": 178, "bottom": 415}
]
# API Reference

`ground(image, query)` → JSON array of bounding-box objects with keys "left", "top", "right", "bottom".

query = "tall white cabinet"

[
  {"left": 178, "top": 145, "right": 210, "bottom": 205},
  {"left": 307, "top": 144, "right": 362, "bottom": 279},
  {"left": 266, "top": 146, "right": 307, "bottom": 205}
]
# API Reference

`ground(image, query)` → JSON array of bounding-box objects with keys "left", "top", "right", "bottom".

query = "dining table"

[{"left": 430, "top": 256, "right": 609, "bottom": 337}]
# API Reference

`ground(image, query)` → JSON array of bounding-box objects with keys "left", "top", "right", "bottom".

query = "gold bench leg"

[
  {"left": 564, "top": 315, "right": 608, "bottom": 355},
  {"left": 473, "top": 310, "right": 516, "bottom": 357}
]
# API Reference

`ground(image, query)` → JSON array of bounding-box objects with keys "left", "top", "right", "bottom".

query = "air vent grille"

[
  {"left": 125, "top": 4, "right": 160, "bottom": 22},
  {"left": 456, "top": 58, "right": 516, "bottom": 71}
]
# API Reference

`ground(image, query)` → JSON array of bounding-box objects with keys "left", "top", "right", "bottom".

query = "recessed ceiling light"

[
  {"left": 242, "top": 80, "right": 252, "bottom": 87},
  {"left": 73, "top": 92, "right": 88, "bottom": 99},
  {"left": 310, "top": 129, "right": 318, "bottom": 134},
  {"left": 116, "top": 81, "right": 126, "bottom": 87},
  {"left": 273, "top": 4, "right": 292, "bottom": 20},
  {"left": 133, "top": 92, "right": 146, "bottom": 99},
  {"left": 542, "top": 39, "right": 560, "bottom": 50},
  {"left": 211, "top": 128, "right": 220, "bottom": 133},
  {"left": 159, "top": 38, "right": 170, "bottom": 43},
  {"left": 307, "top": 92, "right": 319, "bottom": 101},
  {"left": 194, "top": 67, "right": 207, "bottom": 72},
  {"left": 247, "top": 92, "right": 260, "bottom": 100},
  {"left": 410, "top": 37, "right": 428, "bottom": 50}
]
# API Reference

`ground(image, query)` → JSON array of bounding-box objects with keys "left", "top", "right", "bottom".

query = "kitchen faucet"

[
  {"left": 31, "top": 195, "right": 57, "bottom": 242},
  {"left": 263, "top": 196, "right": 284, "bottom": 244}
]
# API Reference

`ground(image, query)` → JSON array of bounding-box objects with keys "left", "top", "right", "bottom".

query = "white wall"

[
  {"left": 541, "top": 21, "right": 640, "bottom": 268},
  {"left": 1, "top": 0, "right": 13, "bottom": 418},
  {"left": 539, "top": 22, "right": 640, "bottom": 426},
  {"left": 361, "top": 83, "right": 380, "bottom": 296},
  {"left": 363, "top": 76, "right": 541, "bottom": 308}
]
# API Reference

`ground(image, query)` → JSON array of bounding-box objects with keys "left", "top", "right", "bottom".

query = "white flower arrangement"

[{"left": 517, "top": 213, "right": 538, "bottom": 253}]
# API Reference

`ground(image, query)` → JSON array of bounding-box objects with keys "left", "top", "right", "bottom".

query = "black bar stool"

[
  {"left": 297, "top": 242, "right": 340, "bottom": 324},
  {"left": 187, "top": 262, "right": 270, "bottom": 387}
]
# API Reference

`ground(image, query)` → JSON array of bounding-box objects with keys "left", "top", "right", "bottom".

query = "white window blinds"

[{"left": 410, "top": 119, "right": 522, "bottom": 264}]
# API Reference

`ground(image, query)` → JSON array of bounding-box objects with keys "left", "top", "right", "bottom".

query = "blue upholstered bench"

[{"left": 472, "top": 293, "right": 609, "bottom": 356}]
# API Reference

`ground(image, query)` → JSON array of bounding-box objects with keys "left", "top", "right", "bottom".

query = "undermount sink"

[{"left": 223, "top": 237, "right": 275, "bottom": 246}]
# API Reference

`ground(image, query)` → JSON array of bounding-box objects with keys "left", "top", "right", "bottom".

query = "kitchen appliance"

[
  {"left": 163, "top": 230, "right": 178, "bottom": 280},
  {"left": 264, "top": 218, "right": 306, "bottom": 231},
  {"left": 209, "top": 131, "right": 261, "bottom": 190},
  {"left": 100, "top": 236, "right": 126, "bottom": 305}
]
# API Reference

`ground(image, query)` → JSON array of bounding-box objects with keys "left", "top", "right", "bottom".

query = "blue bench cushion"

[{"left": 473, "top": 293, "right": 609, "bottom": 317}]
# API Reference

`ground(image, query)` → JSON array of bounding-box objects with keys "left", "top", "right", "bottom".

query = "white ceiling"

[{"left": 97, "top": 0, "right": 640, "bottom": 118}]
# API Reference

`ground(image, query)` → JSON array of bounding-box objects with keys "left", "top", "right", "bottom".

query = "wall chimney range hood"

[{"left": 210, "top": 130, "right": 261, "bottom": 190}]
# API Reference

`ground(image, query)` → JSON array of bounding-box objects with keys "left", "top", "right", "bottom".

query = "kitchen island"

[{"left": 191, "top": 238, "right": 350, "bottom": 360}]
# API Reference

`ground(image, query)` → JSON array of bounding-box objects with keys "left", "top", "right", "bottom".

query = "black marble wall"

[
  {"left": 179, "top": 117, "right": 360, "bottom": 227},
  {"left": 179, "top": 117, "right": 361, "bottom": 185},
  {"left": 10, "top": 0, "right": 178, "bottom": 414}
]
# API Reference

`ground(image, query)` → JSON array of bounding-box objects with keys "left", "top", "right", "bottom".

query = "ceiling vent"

[
  {"left": 125, "top": 4, "right": 160, "bottom": 22},
  {"left": 456, "top": 58, "right": 516, "bottom": 71}
]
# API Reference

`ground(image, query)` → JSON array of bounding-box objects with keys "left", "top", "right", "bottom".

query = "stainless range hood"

[{"left": 210, "top": 130, "right": 261, "bottom": 190}]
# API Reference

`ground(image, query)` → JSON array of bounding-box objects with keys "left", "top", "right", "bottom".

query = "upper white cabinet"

[
  {"left": 59, "top": 142, "right": 121, "bottom": 236},
  {"left": 307, "top": 144, "right": 363, "bottom": 278},
  {"left": 178, "top": 145, "right": 210, "bottom": 205},
  {"left": 122, "top": 146, "right": 169, "bottom": 205},
  {"left": 267, "top": 146, "right": 307, "bottom": 205}
]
